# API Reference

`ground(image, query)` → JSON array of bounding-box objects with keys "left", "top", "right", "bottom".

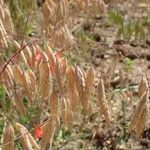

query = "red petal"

[{"left": 35, "top": 127, "right": 43, "bottom": 140}]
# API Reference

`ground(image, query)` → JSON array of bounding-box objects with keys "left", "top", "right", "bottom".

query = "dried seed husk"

[
  {"left": 3, "top": 124, "right": 15, "bottom": 150},
  {"left": 138, "top": 77, "right": 148, "bottom": 98},
  {"left": 15, "top": 123, "right": 39, "bottom": 150},
  {"left": 135, "top": 106, "right": 148, "bottom": 139},
  {"left": 40, "top": 118, "right": 56, "bottom": 150},
  {"left": 97, "top": 78, "right": 111, "bottom": 124},
  {"left": 66, "top": 66, "right": 78, "bottom": 111},
  {"left": 74, "top": 66, "right": 85, "bottom": 107},
  {"left": 84, "top": 66, "right": 95, "bottom": 114},
  {"left": 129, "top": 90, "right": 149, "bottom": 135},
  {"left": 39, "top": 60, "right": 50, "bottom": 104},
  {"left": 60, "top": 98, "right": 73, "bottom": 128},
  {"left": 13, "top": 65, "right": 24, "bottom": 85},
  {"left": 49, "top": 91, "right": 60, "bottom": 129}
]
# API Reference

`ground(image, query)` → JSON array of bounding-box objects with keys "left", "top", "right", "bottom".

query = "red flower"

[{"left": 34, "top": 126, "right": 43, "bottom": 140}]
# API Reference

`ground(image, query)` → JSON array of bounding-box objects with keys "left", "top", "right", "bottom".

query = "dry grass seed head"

[
  {"left": 39, "top": 59, "right": 50, "bottom": 103},
  {"left": 40, "top": 118, "right": 56, "bottom": 150},
  {"left": 74, "top": 66, "right": 86, "bottom": 108},
  {"left": 60, "top": 97, "right": 73, "bottom": 128},
  {"left": 23, "top": 72, "right": 33, "bottom": 106},
  {"left": 138, "top": 77, "right": 148, "bottom": 98},
  {"left": 83, "top": 66, "right": 95, "bottom": 114},
  {"left": 15, "top": 123, "right": 34, "bottom": 150},
  {"left": 13, "top": 65, "right": 24, "bottom": 86},
  {"left": 3, "top": 124, "right": 15, "bottom": 150},
  {"left": 97, "top": 78, "right": 111, "bottom": 124},
  {"left": 49, "top": 91, "right": 60, "bottom": 129},
  {"left": 128, "top": 90, "right": 149, "bottom": 136},
  {"left": 45, "top": 45, "right": 55, "bottom": 64},
  {"left": 135, "top": 106, "right": 148, "bottom": 139},
  {"left": 66, "top": 65, "right": 79, "bottom": 111},
  {"left": 54, "top": 57, "right": 63, "bottom": 89}
]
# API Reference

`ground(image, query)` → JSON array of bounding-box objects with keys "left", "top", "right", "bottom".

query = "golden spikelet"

[
  {"left": 54, "top": 57, "right": 63, "bottom": 89},
  {"left": 39, "top": 59, "right": 50, "bottom": 104},
  {"left": 45, "top": 45, "right": 55, "bottom": 64},
  {"left": 2, "top": 69, "right": 27, "bottom": 116},
  {"left": 138, "top": 77, "right": 148, "bottom": 98},
  {"left": 13, "top": 65, "right": 24, "bottom": 85},
  {"left": 23, "top": 72, "right": 33, "bottom": 106},
  {"left": 84, "top": 66, "right": 95, "bottom": 114},
  {"left": 135, "top": 106, "right": 148, "bottom": 139},
  {"left": 74, "top": 66, "right": 85, "bottom": 107},
  {"left": 40, "top": 118, "right": 56, "bottom": 150},
  {"left": 49, "top": 91, "right": 60, "bottom": 129},
  {"left": 3, "top": 124, "right": 15, "bottom": 150},
  {"left": 97, "top": 78, "right": 111, "bottom": 124},
  {"left": 128, "top": 90, "right": 149, "bottom": 138},
  {"left": 66, "top": 65, "right": 78, "bottom": 111},
  {"left": 13, "top": 93, "right": 27, "bottom": 116},
  {"left": 75, "top": 0, "right": 106, "bottom": 15},
  {"left": 26, "top": 69, "right": 36, "bottom": 104},
  {"left": 60, "top": 57, "right": 68, "bottom": 76},
  {"left": 60, "top": 98, "right": 73, "bottom": 128},
  {"left": 20, "top": 51, "right": 28, "bottom": 67},
  {"left": 15, "top": 123, "right": 39, "bottom": 150}
]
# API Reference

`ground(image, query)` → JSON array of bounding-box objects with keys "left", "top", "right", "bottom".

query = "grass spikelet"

[
  {"left": 97, "top": 78, "right": 111, "bottom": 124},
  {"left": 14, "top": 94, "right": 27, "bottom": 116},
  {"left": 74, "top": 66, "right": 85, "bottom": 107},
  {"left": 15, "top": 123, "right": 40, "bottom": 149},
  {"left": 40, "top": 118, "right": 56, "bottom": 150},
  {"left": 60, "top": 97, "right": 73, "bottom": 128},
  {"left": 13, "top": 65, "right": 24, "bottom": 85},
  {"left": 66, "top": 65, "right": 78, "bottom": 111},
  {"left": 54, "top": 57, "right": 63, "bottom": 89},
  {"left": 15, "top": 123, "right": 34, "bottom": 150},
  {"left": 138, "top": 77, "right": 148, "bottom": 98},
  {"left": 3, "top": 124, "right": 15, "bottom": 150},
  {"left": 45, "top": 45, "right": 55, "bottom": 63},
  {"left": 84, "top": 66, "right": 95, "bottom": 114},
  {"left": 23, "top": 72, "right": 33, "bottom": 106},
  {"left": 39, "top": 60, "right": 50, "bottom": 104},
  {"left": 49, "top": 91, "right": 60, "bottom": 128},
  {"left": 26, "top": 69, "right": 36, "bottom": 104},
  {"left": 135, "top": 106, "right": 148, "bottom": 139},
  {"left": 128, "top": 90, "right": 149, "bottom": 138}
]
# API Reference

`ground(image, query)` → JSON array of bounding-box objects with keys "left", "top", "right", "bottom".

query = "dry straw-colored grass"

[
  {"left": 1, "top": 0, "right": 149, "bottom": 149},
  {"left": 97, "top": 78, "right": 111, "bottom": 124},
  {"left": 1, "top": 42, "right": 149, "bottom": 148},
  {"left": 15, "top": 123, "right": 40, "bottom": 150},
  {"left": 0, "top": 0, "right": 13, "bottom": 50},
  {"left": 129, "top": 78, "right": 149, "bottom": 138},
  {"left": 3, "top": 124, "right": 14, "bottom": 150}
]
